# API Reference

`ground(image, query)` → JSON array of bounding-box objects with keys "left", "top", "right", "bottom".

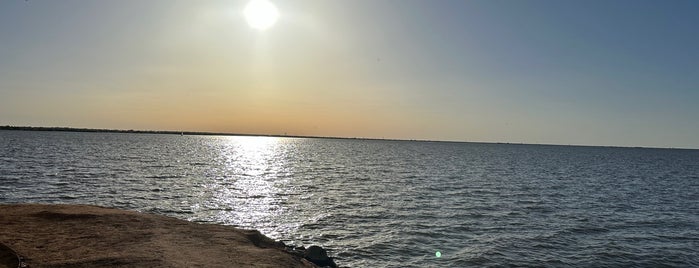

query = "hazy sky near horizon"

[{"left": 1, "top": 0, "right": 698, "bottom": 148}]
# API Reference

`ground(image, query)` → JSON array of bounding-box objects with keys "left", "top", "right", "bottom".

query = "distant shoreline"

[
  {"left": 0, "top": 125, "right": 381, "bottom": 141},
  {"left": 0, "top": 125, "right": 694, "bottom": 150}
]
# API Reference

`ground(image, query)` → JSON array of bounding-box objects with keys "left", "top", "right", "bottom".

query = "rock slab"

[{"left": 0, "top": 204, "right": 317, "bottom": 268}]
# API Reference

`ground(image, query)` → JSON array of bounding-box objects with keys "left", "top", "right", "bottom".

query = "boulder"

[
  {"left": 303, "top": 245, "right": 337, "bottom": 268},
  {"left": 0, "top": 242, "right": 24, "bottom": 268}
]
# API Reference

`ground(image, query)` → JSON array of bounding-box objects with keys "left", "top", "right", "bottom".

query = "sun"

[{"left": 244, "top": 0, "right": 279, "bottom": 30}]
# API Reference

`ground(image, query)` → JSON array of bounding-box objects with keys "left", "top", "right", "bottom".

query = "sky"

[{"left": 1, "top": 0, "right": 698, "bottom": 148}]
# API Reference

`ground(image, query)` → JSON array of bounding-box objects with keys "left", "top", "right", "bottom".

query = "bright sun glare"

[{"left": 244, "top": 0, "right": 279, "bottom": 30}]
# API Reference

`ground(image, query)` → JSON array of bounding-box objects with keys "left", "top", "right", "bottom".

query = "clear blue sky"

[{"left": 1, "top": 0, "right": 698, "bottom": 148}]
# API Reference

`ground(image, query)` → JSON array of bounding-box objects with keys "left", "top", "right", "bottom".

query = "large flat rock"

[{"left": 0, "top": 204, "right": 316, "bottom": 268}]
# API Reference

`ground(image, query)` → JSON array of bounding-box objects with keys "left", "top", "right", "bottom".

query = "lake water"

[{"left": 1, "top": 130, "right": 698, "bottom": 267}]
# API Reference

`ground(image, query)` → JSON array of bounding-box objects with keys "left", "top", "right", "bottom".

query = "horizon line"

[{"left": 1, "top": 125, "right": 696, "bottom": 151}]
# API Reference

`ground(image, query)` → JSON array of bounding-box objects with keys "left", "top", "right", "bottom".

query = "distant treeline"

[
  {"left": 0, "top": 125, "right": 354, "bottom": 140},
  {"left": 0, "top": 125, "right": 251, "bottom": 137},
  {"left": 0, "top": 125, "right": 419, "bottom": 143}
]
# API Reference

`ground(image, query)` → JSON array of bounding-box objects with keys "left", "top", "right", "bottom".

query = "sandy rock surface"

[{"left": 0, "top": 204, "right": 317, "bottom": 268}]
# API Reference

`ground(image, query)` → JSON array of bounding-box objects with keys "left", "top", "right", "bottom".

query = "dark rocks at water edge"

[
  {"left": 286, "top": 245, "right": 339, "bottom": 268},
  {"left": 305, "top": 246, "right": 338, "bottom": 268}
]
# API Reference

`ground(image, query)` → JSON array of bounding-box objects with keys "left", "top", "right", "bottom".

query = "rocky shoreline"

[{"left": 0, "top": 204, "right": 338, "bottom": 268}]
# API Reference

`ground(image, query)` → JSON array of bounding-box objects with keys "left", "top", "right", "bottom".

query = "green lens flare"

[{"left": 436, "top": 251, "right": 442, "bottom": 258}]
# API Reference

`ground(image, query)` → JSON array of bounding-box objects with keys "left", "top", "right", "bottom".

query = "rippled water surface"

[{"left": 1, "top": 130, "right": 698, "bottom": 267}]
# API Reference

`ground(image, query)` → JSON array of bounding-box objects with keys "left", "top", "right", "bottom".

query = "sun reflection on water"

[{"left": 196, "top": 136, "right": 298, "bottom": 238}]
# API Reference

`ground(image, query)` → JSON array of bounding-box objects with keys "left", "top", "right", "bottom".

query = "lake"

[{"left": 1, "top": 130, "right": 697, "bottom": 267}]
